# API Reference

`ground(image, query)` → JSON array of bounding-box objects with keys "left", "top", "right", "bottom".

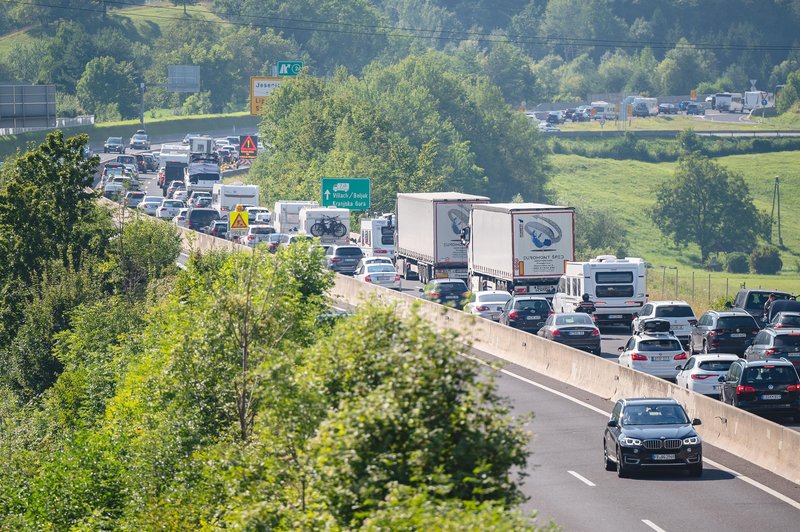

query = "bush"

[
  {"left": 725, "top": 252, "right": 750, "bottom": 273},
  {"left": 710, "top": 295, "right": 734, "bottom": 311},
  {"left": 749, "top": 245, "right": 783, "bottom": 274}
]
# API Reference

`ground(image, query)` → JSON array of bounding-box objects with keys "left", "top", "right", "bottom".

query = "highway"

[{"left": 101, "top": 132, "right": 800, "bottom": 528}]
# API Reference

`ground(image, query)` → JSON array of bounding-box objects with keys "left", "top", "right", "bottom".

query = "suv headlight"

[
  {"left": 619, "top": 436, "right": 642, "bottom": 447},
  {"left": 683, "top": 436, "right": 700, "bottom": 445}
]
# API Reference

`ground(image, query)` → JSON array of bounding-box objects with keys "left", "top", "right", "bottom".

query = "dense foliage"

[{"left": 3, "top": 1, "right": 800, "bottom": 117}]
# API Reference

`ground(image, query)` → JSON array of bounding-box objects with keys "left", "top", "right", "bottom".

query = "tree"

[
  {"left": 656, "top": 39, "right": 716, "bottom": 95},
  {"left": 76, "top": 57, "right": 139, "bottom": 119},
  {"left": 776, "top": 69, "right": 800, "bottom": 113},
  {"left": 651, "top": 154, "right": 768, "bottom": 261}
]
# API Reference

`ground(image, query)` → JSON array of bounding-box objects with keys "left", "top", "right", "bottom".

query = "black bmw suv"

[
  {"left": 719, "top": 358, "right": 800, "bottom": 420},
  {"left": 604, "top": 398, "right": 703, "bottom": 478}
]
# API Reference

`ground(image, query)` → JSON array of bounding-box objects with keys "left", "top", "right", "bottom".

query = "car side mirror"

[
  {"left": 691, "top": 418, "right": 702, "bottom": 426},
  {"left": 418, "top": 287, "right": 424, "bottom": 293},
  {"left": 607, "top": 419, "right": 618, "bottom": 428},
  {"left": 617, "top": 347, "right": 624, "bottom": 352},
  {"left": 724, "top": 301, "right": 733, "bottom": 309},
  {"left": 717, "top": 376, "right": 725, "bottom": 383},
  {"left": 675, "top": 365, "right": 683, "bottom": 370},
  {"left": 632, "top": 312, "right": 638, "bottom": 318}
]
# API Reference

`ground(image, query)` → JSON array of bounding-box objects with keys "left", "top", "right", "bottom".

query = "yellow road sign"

[
  {"left": 230, "top": 211, "right": 249, "bottom": 230},
  {"left": 250, "top": 77, "right": 282, "bottom": 115}
]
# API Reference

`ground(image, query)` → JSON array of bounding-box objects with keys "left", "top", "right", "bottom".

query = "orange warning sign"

[
  {"left": 239, "top": 135, "right": 258, "bottom": 159},
  {"left": 229, "top": 211, "right": 249, "bottom": 230}
]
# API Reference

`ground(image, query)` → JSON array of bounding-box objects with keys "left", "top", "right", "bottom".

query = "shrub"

[
  {"left": 725, "top": 252, "right": 749, "bottom": 273},
  {"left": 749, "top": 245, "right": 783, "bottom": 274},
  {"left": 710, "top": 295, "right": 734, "bottom": 311}
]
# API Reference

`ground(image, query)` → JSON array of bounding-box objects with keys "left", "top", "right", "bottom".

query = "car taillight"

[
  {"left": 751, "top": 330, "right": 760, "bottom": 335},
  {"left": 476, "top": 305, "right": 490, "bottom": 311},
  {"left": 691, "top": 374, "right": 713, "bottom": 380},
  {"left": 374, "top": 249, "right": 387, "bottom": 254},
  {"left": 429, "top": 292, "right": 440, "bottom": 298},
  {"left": 364, "top": 275, "right": 372, "bottom": 282},
  {"left": 736, "top": 385, "right": 756, "bottom": 394},
  {"left": 330, "top": 257, "right": 342, "bottom": 263},
  {"left": 591, "top": 328, "right": 600, "bottom": 336},
  {"left": 508, "top": 310, "right": 520, "bottom": 319},
  {"left": 631, "top": 353, "right": 647, "bottom": 361},
  {"left": 674, "top": 352, "right": 688, "bottom": 360},
  {"left": 247, "top": 235, "right": 255, "bottom": 240},
  {"left": 551, "top": 329, "right": 561, "bottom": 337},
  {"left": 395, "top": 274, "right": 401, "bottom": 281},
  {"left": 787, "top": 384, "right": 800, "bottom": 392},
  {"left": 764, "top": 348, "right": 779, "bottom": 356},
  {"left": 708, "top": 330, "right": 717, "bottom": 337},
  {"left": 688, "top": 319, "right": 697, "bottom": 326}
]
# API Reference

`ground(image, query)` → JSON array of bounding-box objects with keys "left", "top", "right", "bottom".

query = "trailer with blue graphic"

[{"left": 466, "top": 203, "right": 575, "bottom": 296}]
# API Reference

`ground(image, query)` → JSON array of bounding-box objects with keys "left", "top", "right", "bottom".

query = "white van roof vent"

[{"left": 593, "top": 255, "right": 618, "bottom": 263}]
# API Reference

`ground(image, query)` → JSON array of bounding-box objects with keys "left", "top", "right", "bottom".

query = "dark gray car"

[
  {"left": 538, "top": 312, "right": 601, "bottom": 354},
  {"left": 325, "top": 245, "right": 364, "bottom": 275},
  {"left": 744, "top": 328, "right": 800, "bottom": 372}
]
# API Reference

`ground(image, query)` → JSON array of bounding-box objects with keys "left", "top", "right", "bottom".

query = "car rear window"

[
  {"left": 335, "top": 247, "right": 364, "bottom": 256},
  {"left": 268, "top": 234, "right": 289, "bottom": 243},
  {"left": 478, "top": 294, "right": 511, "bottom": 303},
  {"left": 745, "top": 292, "right": 790, "bottom": 310},
  {"left": 774, "top": 335, "right": 800, "bottom": 348},
  {"left": 698, "top": 360, "right": 734, "bottom": 372},
  {"left": 436, "top": 282, "right": 467, "bottom": 293},
  {"left": 251, "top": 226, "right": 274, "bottom": 235},
  {"left": 515, "top": 299, "right": 551, "bottom": 312},
  {"left": 655, "top": 306, "right": 694, "bottom": 318},
  {"left": 188, "top": 210, "right": 220, "bottom": 224},
  {"left": 638, "top": 339, "right": 682, "bottom": 351},
  {"left": 596, "top": 272, "right": 633, "bottom": 284},
  {"left": 742, "top": 366, "right": 798, "bottom": 385},
  {"left": 777, "top": 315, "right": 800, "bottom": 327},
  {"left": 717, "top": 317, "right": 758, "bottom": 329},
  {"left": 367, "top": 265, "right": 395, "bottom": 273},
  {"left": 555, "top": 314, "right": 593, "bottom": 326}
]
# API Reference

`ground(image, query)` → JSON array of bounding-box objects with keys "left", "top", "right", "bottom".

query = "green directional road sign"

[
  {"left": 321, "top": 178, "right": 370, "bottom": 210},
  {"left": 277, "top": 61, "right": 304, "bottom": 76}
]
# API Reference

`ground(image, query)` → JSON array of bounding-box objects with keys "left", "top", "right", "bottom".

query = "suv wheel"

[
  {"left": 616, "top": 448, "right": 629, "bottom": 478},
  {"left": 604, "top": 443, "right": 616, "bottom": 471}
]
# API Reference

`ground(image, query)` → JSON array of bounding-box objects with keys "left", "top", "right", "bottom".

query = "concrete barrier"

[{"left": 330, "top": 274, "right": 800, "bottom": 485}]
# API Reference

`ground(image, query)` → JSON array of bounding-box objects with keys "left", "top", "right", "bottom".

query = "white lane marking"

[
  {"left": 641, "top": 519, "right": 666, "bottom": 532},
  {"left": 567, "top": 470, "right": 596, "bottom": 487},
  {"left": 465, "top": 353, "right": 800, "bottom": 511}
]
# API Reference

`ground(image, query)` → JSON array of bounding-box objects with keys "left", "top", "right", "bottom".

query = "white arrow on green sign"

[{"left": 321, "top": 178, "right": 370, "bottom": 210}]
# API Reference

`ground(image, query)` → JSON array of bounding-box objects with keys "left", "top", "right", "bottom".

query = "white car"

[
  {"left": 464, "top": 290, "right": 512, "bottom": 321},
  {"left": 173, "top": 190, "right": 188, "bottom": 203},
  {"left": 675, "top": 354, "right": 740, "bottom": 397},
  {"left": 173, "top": 208, "right": 190, "bottom": 228},
  {"left": 137, "top": 196, "right": 163, "bottom": 216},
  {"left": 246, "top": 206, "right": 271, "bottom": 223},
  {"left": 618, "top": 327, "right": 687, "bottom": 380},
  {"left": 633, "top": 301, "right": 696, "bottom": 347},
  {"left": 355, "top": 263, "right": 401, "bottom": 290},
  {"left": 156, "top": 199, "right": 185, "bottom": 219},
  {"left": 121, "top": 163, "right": 139, "bottom": 179},
  {"left": 355, "top": 256, "right": 393, "bottom": 273}
]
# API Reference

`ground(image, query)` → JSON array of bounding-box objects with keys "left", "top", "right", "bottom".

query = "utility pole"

[{"left": 770, "top": 175, "right": 783, "bottom": 246}]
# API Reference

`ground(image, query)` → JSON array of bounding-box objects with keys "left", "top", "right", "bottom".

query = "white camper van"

[
  {"left": 590, "top": 101, "right": 617, "bottom": 120},
  {"left": 360, "top": 214, "right": 395, "bottom": 257},
  {"left": 551, "top": 255, "right": 647, "bottom": 328},
  {"left": 273, "top": 200, "right": 319, "bottom": 234},
  {"left": 211, "top": 183, "right": 259, "bottom": 214}
]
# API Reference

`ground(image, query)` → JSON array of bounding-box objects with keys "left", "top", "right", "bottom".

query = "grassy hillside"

[{"left": 549, "top": 151, "right": 800, "bottom": 308}]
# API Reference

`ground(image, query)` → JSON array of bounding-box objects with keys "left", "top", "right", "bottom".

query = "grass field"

[{"left": 549, "top": 151, "right": 800, "bottom": 311}]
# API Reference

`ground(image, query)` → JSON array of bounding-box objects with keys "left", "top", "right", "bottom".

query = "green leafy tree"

[
  {"left": 776, "top": 69, "right": 800, "bottom": 113},
  {"left": 749, "top": 245, "right": 783, "bottom": 274},
  {"left": 657, "top": 39, "right": 717, "bottom": 95},
  {"left": 651, "top": 154, "right": 768, "bottom": 261},
  {"left": 76, "top": 56, "right": 139, "bottom": 119},
  {"left": 39, "top": 20, "right": 99, "bottom": 92}
]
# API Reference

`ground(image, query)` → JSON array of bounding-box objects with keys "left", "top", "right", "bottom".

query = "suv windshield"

[
  {"left": 717, "top": 316, "right": 758, "bottom": 329},
  {"left": 638, "top": 339, "right": 682, "bottom": 351},
  {"left": 623, "top": 404, "right": 689, "bottom": 425},
  {"left": 655, "top": 306, "right": 694, "bottom": 318},
  {"left": 742, "top": 366, "right": 798, "bottom": 385}
]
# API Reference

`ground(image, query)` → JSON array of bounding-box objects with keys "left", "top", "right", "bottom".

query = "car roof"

[
  {"left": 648, "top": 300, "right": 691, "bottom": 306},
  {"left": 690, "top": 353, "right": 741, "bottom": 362},
  {"left": 767, "top": 328, "right": 800, "bottom": 335},
  {"left": 737, "top": 358, "right": 794, "bottom": 367},
  {"left": 620, "top": 398, "right": 679, "bottom": 406},
  {"left": 474, "top": 290, "right": 511, "bottom": 296},
  {"left": 636, "top": 332, "right": 680, "bottom": 340},
  {"left": 511, "top": 294, "right": 548, "bottom": 300},
  {"left": 708, "top": 309, "right": 752, "bottom": 316}
]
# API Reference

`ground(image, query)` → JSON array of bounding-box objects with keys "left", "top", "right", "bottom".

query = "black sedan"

[
  {"left": 604, "top": 398, "right": 703, "bottom": 478},
  {"left": 499, "top": 295, "right": 551, "bottom": 333},
  {"left": 537, "top": 312, "right": 601, "bottom": 355}
]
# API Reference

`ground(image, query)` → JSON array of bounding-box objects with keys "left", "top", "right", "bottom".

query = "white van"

[
  {"left": 551, "top": 255, "right": 647, "bottom": 328},
  {"left": 273, "top": 200, "right": 319, "bottom": 234},
  {"left": 715, "top": 92, "right": 744, "bottom": 113},
  {"left": 211, "top": 183, "right": 259, "bottom": 214},
  {"left": 590, "top": 101, "right": 618, "bottom": 120},
  {"left": 360, "top": 214, "right": 395, "bottom": 257}
]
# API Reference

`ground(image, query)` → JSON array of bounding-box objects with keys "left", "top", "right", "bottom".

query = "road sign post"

[
  {"left": 321, "top": 178, "right": 370, "bottom": 210},
  {"left": 277, "top": 61, "right": 304, "bottom": 76}
]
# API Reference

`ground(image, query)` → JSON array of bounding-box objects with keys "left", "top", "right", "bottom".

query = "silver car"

[{"left": 464, "top": 290, "right": 512, "bottom": 321}]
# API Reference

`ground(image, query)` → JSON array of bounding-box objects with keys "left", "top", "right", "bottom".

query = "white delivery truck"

[
  {"left": 395, "top": 192, "right": 489, "bottom": 284},
  {"left": 299, "top": 206, "right": 351, "bottom": 245},
  {"left": 158, "top": 143, "right": 191, "bottom": 195},
  {"left": 360, "top": 214, "right": 395, "bottom": 257},
  {"left": 273, "top": 200, "right": 319, "bottom": 234},
  {"left": 551, "top": 255, "right": 648, "bottom": 329},
  {"left": 465, "top": 203, "right": 575, "bottom": 296},
  {"left": 184, "top": 154, "right": 222, "bottom": 195},
  {"left": 211, "top": 183, "right": 259, "bottom": 214}
]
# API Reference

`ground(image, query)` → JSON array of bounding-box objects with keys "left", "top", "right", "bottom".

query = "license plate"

[
  {"left": 652, "top": 355, "right": 670, "bottom": 361},
  {"left": 673, "top": 324, "right": 685, "bottom": 330},
  {"left": 609, "top": 314, "right": 623, "bottom": 319},
  {"left": 761, "top": 394, "right": 781, "bottom": 400},
  {"left": 731, "top": 333, "right": 746, "bottom": 338},
  {"left": 653, "top": 454, "right": 675, "bottom": 460},
  {"left": 569, "top": 331, "right": 585, "bottom": 336},
  {"left": 526, "top": 315, "right": 541, "bottom": 320}
]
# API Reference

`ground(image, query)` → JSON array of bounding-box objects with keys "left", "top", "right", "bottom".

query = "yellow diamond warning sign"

[{"left": 230, "top": 211, "right": 249, "bottom": 230}]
